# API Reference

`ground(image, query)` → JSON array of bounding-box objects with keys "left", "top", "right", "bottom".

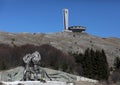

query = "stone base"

[{"left": 0, "top": 81, "right": 73, "bottom": 85}]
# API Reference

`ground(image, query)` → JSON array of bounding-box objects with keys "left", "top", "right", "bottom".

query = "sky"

[{"left": 0, "top": 0, "right": 120, "bottom": 38}]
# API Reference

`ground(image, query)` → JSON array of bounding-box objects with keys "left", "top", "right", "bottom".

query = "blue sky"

[{"left": 0, "top": 0, "right": 120, "bottom": 37}]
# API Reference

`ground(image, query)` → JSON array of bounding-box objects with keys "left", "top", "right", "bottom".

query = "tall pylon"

[{"left": 63, "top": 9, "right": 68, "bottom": 31}]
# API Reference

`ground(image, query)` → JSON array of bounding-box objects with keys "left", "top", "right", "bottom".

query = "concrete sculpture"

[{"left": 23, "top": 51, "right": 45, "bottom": 81}]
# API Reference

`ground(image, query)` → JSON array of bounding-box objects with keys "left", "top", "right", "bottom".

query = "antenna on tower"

[{"left": 63, "top": 9, "right": 68, "bottom": 31}]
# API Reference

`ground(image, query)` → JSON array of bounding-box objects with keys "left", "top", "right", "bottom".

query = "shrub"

[
  {"left": 111, "top": 70, "right": 120, "bottom": 83},
  {"left": 114, "top": 57, "right": 120, "bottom": 70}
]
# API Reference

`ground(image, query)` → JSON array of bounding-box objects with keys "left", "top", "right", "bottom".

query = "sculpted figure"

[
  {"left": 23, "top": 51, "right": 44, "bottom": 81},
  {"left": 23, "top": 54, "right": 32, "bottom": 81},
  {"left": 23, "top": 51, "right": 51, "bottom": 81},
  {"left": 31, "top": 51, "right": 41, "bottom": 80}
]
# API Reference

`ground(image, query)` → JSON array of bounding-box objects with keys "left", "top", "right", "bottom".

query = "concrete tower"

[{"left": 63, "top": 9, "right": 68, "bottom": 31}]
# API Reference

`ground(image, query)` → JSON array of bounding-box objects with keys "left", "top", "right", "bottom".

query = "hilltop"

[{"left": 0, "top": 31, "right": 120, "bottom": 67}]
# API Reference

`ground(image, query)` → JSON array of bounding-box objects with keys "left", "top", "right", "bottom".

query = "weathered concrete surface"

[
  {"left": 74, "top": 81, "right": 95, "bottom": 85},
  {"left": 0, "top": 81, "right": 68, "bottom": 85},
  {"left": 0, "top": 66, "right": 98, "bottom": 84},
  {"left": 0, "top": 81, "right": 98, "bottom": 85},
  {"left": 0, "top": 67, "right": 24, "bottom": 81}
]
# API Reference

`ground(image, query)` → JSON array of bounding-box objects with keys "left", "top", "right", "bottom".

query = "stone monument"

[{"left": 23, "top": 51, "right": 47, "bottom": 81}]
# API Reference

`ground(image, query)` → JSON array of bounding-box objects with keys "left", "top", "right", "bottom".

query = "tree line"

[{"left": 70, "top": 48, "right": 109, "bottom": 80}]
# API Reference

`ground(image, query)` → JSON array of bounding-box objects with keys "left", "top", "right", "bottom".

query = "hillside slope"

[{"left": 0, "top": 31, "right": 120, "bottom": 66}]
